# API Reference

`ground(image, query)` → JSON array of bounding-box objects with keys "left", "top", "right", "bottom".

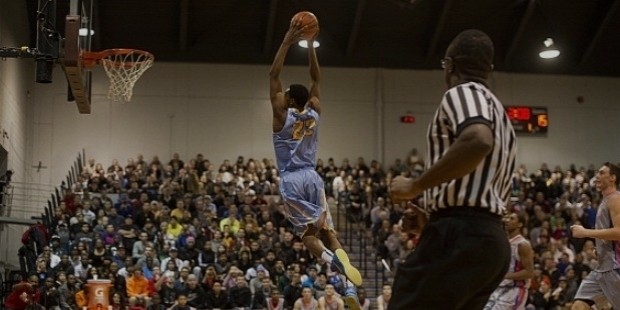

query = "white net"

[{"left": 101, "top": 50, "right": 154, "bottom": 102}]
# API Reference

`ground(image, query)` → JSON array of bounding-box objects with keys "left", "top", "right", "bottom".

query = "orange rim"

[{"left": 81, "top": 49, "right": 154, "bottom": 68}]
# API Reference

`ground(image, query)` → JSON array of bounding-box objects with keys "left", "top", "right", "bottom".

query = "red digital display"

[
  {"left": 507, "top": 107, "right": 531, "bottom": 121},
  {"left": 506, "top": 106, "right": 548, "bottom": 134}
]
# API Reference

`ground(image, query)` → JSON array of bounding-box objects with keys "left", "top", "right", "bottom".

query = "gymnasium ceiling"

[{"left": 25, "top": 0, "right": 620, "bottom": 77}]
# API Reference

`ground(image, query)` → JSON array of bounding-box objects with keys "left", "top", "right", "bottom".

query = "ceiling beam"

[
  {"left": 579, "top": 0, "right": 620, "bottom": 65},
  {"left": 263, "top": 0, "right": 279, "bottom": 54},
  {"left": 179, "top": 0, "right": 189, "bottom": 52},
  {"left": 385, "top": 0, "right": 418, "bottom": 10},
  {"left": 426, "top": 0, "right": 454, "bottom": 61},
  {"left": 346, "top": 0, "right": 366, "bottom": 56},
  {"left": 504, "top": 0, "right": 536, "bottom": 63}
]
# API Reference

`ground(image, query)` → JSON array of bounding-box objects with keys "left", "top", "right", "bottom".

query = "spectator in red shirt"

[{"left": 4, "top": 275, "right": 43, "bottom": 310}]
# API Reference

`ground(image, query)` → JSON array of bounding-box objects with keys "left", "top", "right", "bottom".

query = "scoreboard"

[{"left": 506, "top": 106, "right": 548, "bottom": 134}]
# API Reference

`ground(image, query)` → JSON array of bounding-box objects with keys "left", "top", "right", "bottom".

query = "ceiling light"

[
  {"left": 79, "top": 28, "right": 95, "bottom": 36},
  {"left": 539, "top": 38, "right": 559, "bottom": 59},
  {"left": 298, "top": 40, "right": 320, "bottom": 48}
]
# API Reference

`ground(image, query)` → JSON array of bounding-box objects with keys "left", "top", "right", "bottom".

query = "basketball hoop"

[{"left": 82, "top": 49, "right": 154, "bottom": 102}]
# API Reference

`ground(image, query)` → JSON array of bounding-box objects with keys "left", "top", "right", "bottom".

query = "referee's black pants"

[{"left": 390, "top": 207, "right": 510, "bottom": 310}]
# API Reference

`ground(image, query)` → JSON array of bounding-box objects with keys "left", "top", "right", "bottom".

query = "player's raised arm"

[
  {"left": 269, "top": 23, "right": 303, "bottom": 109},
  {"left": 308, "top": 37, "right": 321, "bottom": 115}
]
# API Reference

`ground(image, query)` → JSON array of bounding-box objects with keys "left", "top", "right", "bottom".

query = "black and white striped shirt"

[{"left": 425, "top": 81, "right": 517, "bottom": 215}]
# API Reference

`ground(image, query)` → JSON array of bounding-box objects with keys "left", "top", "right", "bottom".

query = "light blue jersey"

[
  {"left": 273, "top": 107, "right": 333, "bottom": 232},
  {"left": 273, "top": 107, "right": 320, "bottom": 173}
]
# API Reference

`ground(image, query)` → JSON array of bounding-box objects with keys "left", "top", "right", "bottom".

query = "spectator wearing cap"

[
  {"left": 160, "top": 247, "right": 184, "bottom": 273},
  {"left": 301, "top": 265, "right": 318, "bottom": 289},
  {"left": 248, "top": 265, "right": 268, "bottom": 293},
  {"left": 49, "top": 235, "right": 65, "bottom": 256},
  {"left": 111, "top": 243, "right": 128, "bottom": 268}
]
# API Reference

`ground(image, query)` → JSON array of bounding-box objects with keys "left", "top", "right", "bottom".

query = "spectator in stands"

[
  {"left": 110, "top": 291, "right": 126, "bottom": 310},
  {"left": 283, "top": 272, "right": 303, "bottom": 308},
  {"left": 229, "top": 275, "right": 253, "bottom": 308},
  {"left": 39, "top": 276, "right": 60, "bottom": 309},
  {"left": 356, "top": 287, "right": 371, "bottom": 310},
  {"left": 132, "top": 231, "right": 151, "bottom": 260},
  {"left": 376, "top": 283, "right": 392, "bottom": 310},
  {"left": 58, "top": 273, "right": 79, "bottom": 310},
  {"left": 318, "top": 284, "right": 344, "bottom": 310},
  {"left": 160, "top": 247, "right": 183, "bottom": 272},
  {"left": 146, "top": 293, "right": 166, "bottom": 310},
  {"left": 4, "top": 274, "right": 43, "bottom": 310},
  {"left": 179, "top": 274, "right": 206, "bottom": 309},
  {"left": 219, "top": 204, "right": 241, "bottom": 234},
  {"left": 28, "top": 153, "right": 617, "bottom": 310},
  {"left": 204, "top": 281, "right": 229, "bottom": 310},
  {"left": 127, "top": 267, "right": 150, "bottom": 304},
  {"left": 293, "top": 286, "right": 318, "bottom": 310}
]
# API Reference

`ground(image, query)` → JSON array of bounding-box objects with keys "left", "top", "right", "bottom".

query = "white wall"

[
  {"left": 29, "top": 61, "right": 620, "bottom": 186},
  {"left": 0, "top": 0, "right": 36, "bottom": 267}
]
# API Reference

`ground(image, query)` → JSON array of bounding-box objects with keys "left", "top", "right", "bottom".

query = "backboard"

[{"left": 61, "top": 0, "right": 93, "bottom": 114}]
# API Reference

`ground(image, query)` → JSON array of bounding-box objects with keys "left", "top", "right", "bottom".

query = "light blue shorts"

[{"left": 279, "top": 169, "right": 334, "bottom": 235}]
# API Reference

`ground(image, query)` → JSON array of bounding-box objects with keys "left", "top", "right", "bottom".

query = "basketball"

[{"left": 291, "top": 11, "right": 319, "bottom": 40}]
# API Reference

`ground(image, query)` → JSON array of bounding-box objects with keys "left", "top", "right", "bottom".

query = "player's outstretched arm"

[
  {"left": 269, "top": 22, "right": 305, "bottom": 130},
  {"left": 308, "top": 36, "right": 321, "bottom": 115}
]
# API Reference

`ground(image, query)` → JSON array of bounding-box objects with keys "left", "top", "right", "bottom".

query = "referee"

[{"left": 390, "top": 29, "right": 517, "bottom": 310}]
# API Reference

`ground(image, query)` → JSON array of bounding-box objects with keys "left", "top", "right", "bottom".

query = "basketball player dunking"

[{"left": 269, "top": 18, "right": 361, "bottom": 310}]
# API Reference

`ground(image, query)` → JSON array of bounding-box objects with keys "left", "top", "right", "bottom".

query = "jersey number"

[{"left": 292, "top": 119, "right": 316, "bottom": 140}]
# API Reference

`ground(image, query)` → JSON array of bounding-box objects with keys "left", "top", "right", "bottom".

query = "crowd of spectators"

[{"left": 4, "top": 149, "right": 607, "bottom": 310}]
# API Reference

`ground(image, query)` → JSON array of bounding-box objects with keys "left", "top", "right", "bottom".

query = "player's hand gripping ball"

[{"left": 291, "top": 11, "right": 319, "bottom": 40}]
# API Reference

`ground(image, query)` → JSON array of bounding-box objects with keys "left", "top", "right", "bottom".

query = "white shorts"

[{"left": 484, "top": 285, "right": 528, "bottom": 310}]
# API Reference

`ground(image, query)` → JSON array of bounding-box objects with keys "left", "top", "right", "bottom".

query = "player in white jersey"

[{"left": 485, "top": 212, "right": 534, "bottom": 310}]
